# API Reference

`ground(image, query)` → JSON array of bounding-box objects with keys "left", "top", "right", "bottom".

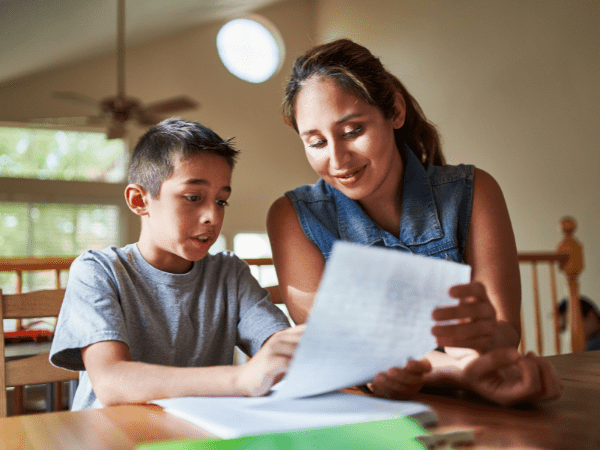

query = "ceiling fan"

[{"left": 54, "top": 0, "right": 198, "bottom": 139}]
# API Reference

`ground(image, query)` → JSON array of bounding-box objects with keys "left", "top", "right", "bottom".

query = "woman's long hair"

[{"left": 282, "top": 39, "right": 445, "bottom": 167}]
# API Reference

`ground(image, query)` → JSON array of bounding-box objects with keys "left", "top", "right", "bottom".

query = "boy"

[
  {"left": 558, "top": 296, "right": 600, "bottom": 351},
  {"left": 50, "top": 119, "right": 301, "bottom": 410}
]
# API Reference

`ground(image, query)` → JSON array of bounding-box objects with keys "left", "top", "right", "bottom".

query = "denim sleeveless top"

[{"left": 286, "top": 147, "right": 475, "bottom": 263}]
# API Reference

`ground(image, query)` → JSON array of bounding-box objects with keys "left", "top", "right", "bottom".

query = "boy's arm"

[{"left": 82, "top": 325, "right": 305, "bottom": 406}]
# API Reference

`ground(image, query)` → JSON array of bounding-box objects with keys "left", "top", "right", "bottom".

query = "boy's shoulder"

[{"left": 71, "top": 243, "right": 138, "bottom": 271}]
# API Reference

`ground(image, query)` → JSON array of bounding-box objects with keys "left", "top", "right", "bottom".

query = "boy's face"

[{"left": 138, "top": 152, "right": 231, "bottom": 273}]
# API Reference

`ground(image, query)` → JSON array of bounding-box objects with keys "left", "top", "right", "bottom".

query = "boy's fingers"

[
  {"left": 376, "top": 369, "right": 427, "bottom": 387},
  {"left": 404, "top": 359, "right": 433, "bottom": 373}
]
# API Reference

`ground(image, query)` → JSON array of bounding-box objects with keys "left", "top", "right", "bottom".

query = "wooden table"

[{"left": 1, "top": 351, "right": 599, "bottom": 450}]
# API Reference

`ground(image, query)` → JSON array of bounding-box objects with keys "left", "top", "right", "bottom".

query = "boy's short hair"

[{"left": 128, "top": 118, "right": 239, "bottom": 198}]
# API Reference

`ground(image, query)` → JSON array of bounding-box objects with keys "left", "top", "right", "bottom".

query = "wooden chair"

[
  {"left": 518, "top": 217, "right": 585, "bottom": 355},
  {"left": 0, "top": 256, "right": 76, "bottom": 415},
  {"left": 0, "top": 289, "right": 79, "bottom": 417},
  {"left": 0, "top": 256, "right": 76, "bottom": 332}
]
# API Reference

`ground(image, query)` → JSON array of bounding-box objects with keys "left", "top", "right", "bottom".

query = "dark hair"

[
  {"left": 282, "top": 38, "right": 445, "bottom": 167},
  {"left": 558, "top": 296, "right": 599, "bottom": 318},
  {"left": 128, "top": 118, "right": 239, "bottom": 198}
]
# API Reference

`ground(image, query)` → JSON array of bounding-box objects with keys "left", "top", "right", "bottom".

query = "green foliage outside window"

[{"left": 0, "top": 126, "right": 126, "bottom": 182}]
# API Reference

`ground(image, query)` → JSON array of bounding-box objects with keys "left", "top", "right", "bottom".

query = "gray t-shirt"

[{"left": 50, "top": 244, "right": 290, "bottom": 410}]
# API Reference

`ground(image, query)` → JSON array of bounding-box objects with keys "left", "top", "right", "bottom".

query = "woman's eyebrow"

[{"left": 300, "top": 113, "right": 362, "bottom": 137}]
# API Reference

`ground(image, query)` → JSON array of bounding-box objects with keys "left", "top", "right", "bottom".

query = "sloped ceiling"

[{"left": 0, "top": 0, "right": 285, "bottom": 84}]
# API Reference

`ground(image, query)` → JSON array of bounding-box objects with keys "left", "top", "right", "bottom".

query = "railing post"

[{"left": 557, "top": 217, "right": 585, "bottom": 353}]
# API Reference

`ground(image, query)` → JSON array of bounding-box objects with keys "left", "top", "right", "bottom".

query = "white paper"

[
  {"left": 154, "top": 392, "right": 436, "bottom": 439},
  {"left": 270, "top": 241, "right": 471, "bottom": 400}
]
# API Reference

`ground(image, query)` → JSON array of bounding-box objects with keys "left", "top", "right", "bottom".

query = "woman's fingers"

[
  {"left": 432, "top": 320, "right": 495, "bottom": 352},
  {"left": 432, "top": 299, "right": 496, "bottom": 322},
  {"left": 448, "top": 282, "right": 488, "bottom": 300},
  {"left": 431, "top": 281, "right": 497, "bottom": 352},
  {"left": 460, "top": 348, "right": 563, "bottom": 406},
  {"left": 524, "top": 352, "right": 562, "bottom": 401}
]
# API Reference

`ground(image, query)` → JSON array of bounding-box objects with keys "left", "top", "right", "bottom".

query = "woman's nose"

[{"left": 329, "top": 140, "right": 351, "bottom": 169}]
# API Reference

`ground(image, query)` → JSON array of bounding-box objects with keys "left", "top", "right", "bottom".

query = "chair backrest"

[
  {"left": 0, "top": 288, "right": 79, "bottom": 418},
  {"left": 0, "top": 256, "right": 76, "bottom": 331},
  {"left": 518, "top": 217, "right": 585, "bottom": 355}
]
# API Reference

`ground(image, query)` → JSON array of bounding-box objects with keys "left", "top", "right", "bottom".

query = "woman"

[{"left": 268, "top": 39, "right": 560, "bottom": 405}]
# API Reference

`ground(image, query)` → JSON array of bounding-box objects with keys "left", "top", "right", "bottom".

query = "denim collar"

[{"left": 332, "top": 147, "right": 443, "bottom": 248}]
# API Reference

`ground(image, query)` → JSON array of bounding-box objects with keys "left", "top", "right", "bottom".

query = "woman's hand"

[
  {"left": 431, "top": 281, "right": 499, "bottom": 353},
  {"left": 236, "top": 325, "right": 306, "bottom": 397},
  {"left": 459, "top": 348, "right": 562, "bottom": 406},
  {"left": 367, "top": 359, "right": 432, "bottom": 400}
]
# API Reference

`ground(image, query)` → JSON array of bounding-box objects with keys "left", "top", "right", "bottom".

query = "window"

[
  {"left": 233, "top": 232, "right": 277, "bottom": 287},
  {"left": 208, "top": 235, "right": 227, "bottom": 255},
  {"left": 0, "top": 123, "right": 129, "bottom": 307},
  {"left": 0, "top": 125, "right": 126, "bottom": 182},
  {"left": 216, "top": 16, "right": 285, "bottom": 83}
]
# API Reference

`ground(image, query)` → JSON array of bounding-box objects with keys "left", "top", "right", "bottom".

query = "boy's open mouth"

[{"left": 194, "top": 235, "right": 213, "bottom": 243}]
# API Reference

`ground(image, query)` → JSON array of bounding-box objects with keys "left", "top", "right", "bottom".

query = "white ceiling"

[{"left": 0, "top": 0, "right": 284, "bottom": 84}]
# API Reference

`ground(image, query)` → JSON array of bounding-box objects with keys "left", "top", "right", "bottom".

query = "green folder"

[{"left": 136, "top": 416, "right": 428, "bottom": 450}]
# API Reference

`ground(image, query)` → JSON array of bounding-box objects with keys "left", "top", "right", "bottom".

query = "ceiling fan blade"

[
  {"left": 143, "top": 97, "right": 199, "bottom": 115},
  {"left": 53, "top": 91, "right": 100, "bottom": 109}
]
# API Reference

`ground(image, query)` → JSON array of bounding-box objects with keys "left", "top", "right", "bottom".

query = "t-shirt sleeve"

[
  {"left": 235, "top": 263, "right": 290, "bottom": 357},
  {"left": 49, "top": 252, "right": 129, "bottom": 371}
]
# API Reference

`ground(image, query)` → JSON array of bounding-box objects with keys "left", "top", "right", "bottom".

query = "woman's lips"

[{"left": 335, "top": 166, "right": 366, "bottom": 186}]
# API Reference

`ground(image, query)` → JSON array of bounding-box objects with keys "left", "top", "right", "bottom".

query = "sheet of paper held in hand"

[{"left": 270, "top": 241, "right": 471, "bottom": 400}]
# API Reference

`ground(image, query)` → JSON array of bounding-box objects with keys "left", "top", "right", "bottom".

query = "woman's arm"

[
  {"left": 82, "top": 326, "right": 304, "bottom": 406},
  {"left": 267, "top": 196, "right": 326, "bottom": 324},
  {"left": 466, "top": 168, "right": 521, "bottom": 346},
  {"left": 432, "top": 168, "right": 521, "bottom": 350}
]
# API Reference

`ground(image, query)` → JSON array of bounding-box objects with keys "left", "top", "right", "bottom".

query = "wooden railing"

[{"left": 518, "top": 217, "right": 585, "bottom": 355}]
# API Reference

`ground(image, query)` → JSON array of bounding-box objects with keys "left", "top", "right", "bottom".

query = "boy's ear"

[
  {"left": 391, "top": 92, "right": 406, "bottom": 129},
  {"left": 125, "top": 184, "right": 150, "bottom": 216}
]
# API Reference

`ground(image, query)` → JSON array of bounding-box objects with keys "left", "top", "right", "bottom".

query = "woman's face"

[{"left": 294, "top": 77, "right": 405, "bottom": 203}]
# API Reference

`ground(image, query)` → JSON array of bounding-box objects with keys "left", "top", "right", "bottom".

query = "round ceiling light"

[{"left": 216, "top": 17, "right": 284, "bottom": 83}]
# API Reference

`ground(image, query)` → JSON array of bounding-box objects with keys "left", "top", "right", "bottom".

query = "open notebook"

[{"left": 153, "top": 242, "right": 470, "bottom": 438}]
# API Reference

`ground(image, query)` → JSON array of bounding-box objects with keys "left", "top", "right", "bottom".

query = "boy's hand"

[
  {"left": 237, "top": 324, "right": 306, "bottom": 397},
  {"left": 368, "top": 358, "right": 432, "bottom": 399}
]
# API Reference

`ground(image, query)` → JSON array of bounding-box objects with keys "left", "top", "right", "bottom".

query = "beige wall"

[
  {"left": 314, "top": 0, "right": 600, "bottom": 353},
  {"left": 0, "top": 0, "right": 319, "bottom": 248},
  {"left": 1, "top": 0, "right": 598, "bottom": 352}
]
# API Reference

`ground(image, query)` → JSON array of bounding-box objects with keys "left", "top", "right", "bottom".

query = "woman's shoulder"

[
  {"left": 285, "top": 179, "right": 334, "bottom": 203},
  {"left": 425, "top": 162, "right": 475, "bottom": 186}
]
